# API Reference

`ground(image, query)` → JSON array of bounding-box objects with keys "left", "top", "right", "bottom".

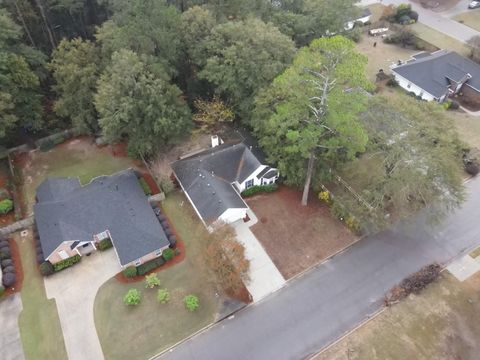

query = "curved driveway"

[
  {"left": 157, "top": 176, "right": 480, "bottom": 360},
  {"left": 44, "top": 250, "right": 119, "bottom": 360}
]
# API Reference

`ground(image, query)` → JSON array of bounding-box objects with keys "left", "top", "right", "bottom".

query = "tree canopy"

[
  {"left": 333, "top": 95, "right": 465, "bottom": 231},
  {"left": 94, "top": 49, "right": 192, "bottom": 156},
  {"left": 253, "top": 36, "right": 372, "bottom": 203},
  {"left": 49, "top": 38, "right": 100, "bottom": 133}
]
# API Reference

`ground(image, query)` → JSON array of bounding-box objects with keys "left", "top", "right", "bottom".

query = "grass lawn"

[
  {"left": 13, "top": 137, "right": 138, "bottom": 215},
  {"left": 356, "top": 35, "right": 418, "bottom": 82},
  {"left": 453, "top": 9, "right": 480, "bottom": 32},
  {"left": 314, "top": 272, "right": 480, "bottom": 360},
  {"left": 449, "top": 110, "right": 480, "bottom": 149},
  {"left": 410, "top": 22, "right": 469, "bottom": 56},
  {"left": 94, "top": 192, "right": 224, "bottom": 360},
  {"left": 15, "top": 230, "right": 68, "bottom": 360}
]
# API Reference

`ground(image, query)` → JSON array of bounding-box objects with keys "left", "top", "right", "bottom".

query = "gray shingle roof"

[
  {"left": 34, "top": 169, "right": 169, "bottom": 266},
  {"left": 391, "top": 50, "right": 480, "bottom": 98},
  {"left": 171, "top": 143, "right": 259, "bottom": 224}
]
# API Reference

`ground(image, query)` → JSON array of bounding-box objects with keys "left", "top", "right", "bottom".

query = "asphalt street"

[
  {"left": 360, "top": 0, "right": 479, "bottom": 44},
  {"left": 157, "top": 176, "right": 480, "bottom": 360}
]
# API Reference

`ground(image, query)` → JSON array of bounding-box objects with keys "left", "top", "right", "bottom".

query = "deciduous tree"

[
  {"left": 94, "top": 49, "right": 192, "bottom": 156},
  {"left": 199, "top": 18, "right": 296, "bottom": 120},
  {"left": 193, "top": 96, "right": 234, "bottom": 132},
  {"left": 49, "top": 38, "right": 100, "bottom": 133}
]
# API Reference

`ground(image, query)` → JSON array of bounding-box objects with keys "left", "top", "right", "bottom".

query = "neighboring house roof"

[
  {"left": 34, "top": 169, "right": 169, "bottom": 266},
  {"left": 171, "top": 143, "right": 260, "bottom": 225},
  {"left": 391, "top": 50, "right": 480, "bottom": 98}
]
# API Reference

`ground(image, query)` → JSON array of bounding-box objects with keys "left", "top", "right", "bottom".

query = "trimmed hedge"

[
  {"left": 2, "top": 273, "right": 15, "bottom": 287},
  {"left": 0, "top": 199, "right": 13, "bottom": 215},
  {"left": 241, "top": 184, "right": 278, "bottom": 198},
  {"left": 97, "top": 238, "right": 113, "bottom": 251},
  {"left": 138, "top": 177, "right": 152, "bottom": 196},
  {"left": 53, "top": 255, "right": 81, "bottom": 272},
  {"left": 39, "top": 261, "right": 54, "bottom": 276},
  {"left": 123, "top": 266, "right": 137, "bottom": 278},
  {"left": 137, "top": 257, "right": 165, "bottom": 276},
  {"left": 162, "top": 248, "right": 175, "bottom": 261}
]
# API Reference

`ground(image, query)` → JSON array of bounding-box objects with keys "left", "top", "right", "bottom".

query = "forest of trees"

[{"left": 0, "top": 0, "right": 361, "bottom": 153}]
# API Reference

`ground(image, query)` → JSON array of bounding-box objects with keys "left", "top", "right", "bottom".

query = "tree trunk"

[
  {"left": 33, "top": 0, "right": 56, "bottom": 50},
  {"left": 301, "top": 151, "right": 316, "bottom": 206},
  {"left": 14, "top": 0, "right": 36, "bottom": 48}
]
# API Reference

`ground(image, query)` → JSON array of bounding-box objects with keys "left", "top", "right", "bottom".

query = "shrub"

[
  {"left": 318, "top": 190, "right": 331, "bottom": 205},
  {"left": 53, "top": 254, "right": 81, "bottom": 272},
  {"left": 38, "top": 133, "right": 66, "bottom": 152},
  {"left": 0, "top": 199, "right": 13, "bottom": 214},
  {"left": 3, "top": 266, "right": 15, "bottom": 273},
  {"left": 385, "top": 29, "right": 417, "bottom": 48},
  {"left": 398, "top": 14, "right": 411, "bottom": 24},
  {"left": 145, "top": 273, "right": 161, "bottom": 288},
  {"left": 330, "top": 202, "right": 348, "bottom": 221},
  {"left": 449, "top": 100, "right": 460, "bottom": 110},
  {"left": 160, "top": 175, "right": 175, "bottom": 195},
  {"left": 137, "top": 257, "right": 165, "bottom": 276},
  {"left": 162, "top": 248, "right": 175, "bottom": 262},
  {"left": 39, "top": 261, "right": 54, "bottom": 276},
  {"left": 409, "top": 10, "right": 419, "bottom": 22},
  {"left": 2, "top": 272, "right": 16, "bottom": 287},
  {"left": 157, "top": 288, "right": 170, "bottom": 304},
  {"left": 386, "top": 77, "right": 399, "bottom": 87},
  {"left": 123, "top": 266, "right": 137, "bottom": 278},
  {"left": 97, "top": 238, "right": 113, "bottom": 251},
  {"left": 123, "top": 289, "right": 141, "bottom": 306},
  {"left": 1, "top": 259, "right": 12, "bottom": 267},
  {"left": 168, "top": 235, "right": 177, "bottom": 247},
  {"left": 465, "top": 162, "right": 479, "bottom": 176},
  {"left": 346, "top": 216, "right": 361, "bottom": 234},
  {"left": 138, "top": 177, "right": 152, "bottom": 196},
  {"left": 184, "top": 294, "right": 200, "bottom": 311},
  {"left": 0, "top": 251, "right": 10, "bottom": 260},
  {"left": 241, "top": 184, "right": 278, "bottom": 197}
]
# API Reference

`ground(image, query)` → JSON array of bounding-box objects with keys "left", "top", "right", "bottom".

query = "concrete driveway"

[
  {"left": 231, "top": 210, "right": 285, "bottom": 302},
  {"left": 0, "top": 294, "right": 24, "bottom": 360},
  {"left": 44, "top": 250, "right": 119, "bottom": 360}
]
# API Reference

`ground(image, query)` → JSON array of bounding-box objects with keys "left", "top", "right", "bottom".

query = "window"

[
  {"left": 96, "top": 230, "right": 109, "bottom": 241},
  {"left": 155, "top": 249, "right": 163, "bottom": 257},
  {"left": 245, "top": 179, "right": 254, "bottom": 189},
  {"left": 134, "top": 259, "right": 141, "bottom": 266},
  {"left": 58, "top": 250, "right": 69, "bottom": 260},
  {"left": 407, "top": 83, "right": 411, "bottom": 89}
]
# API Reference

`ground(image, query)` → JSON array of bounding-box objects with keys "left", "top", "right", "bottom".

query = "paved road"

[
  {"left": 360, "top": 0, "right": 479, "bottom": 43},
  {"left": 157, "top": 176, "right": 480, "bottom": 360}
]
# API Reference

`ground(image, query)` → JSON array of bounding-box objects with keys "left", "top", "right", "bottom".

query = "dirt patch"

[
  {"left": 246, "top": 186, "right": 357, "bottom": 279},
  {"left": 412, "top": 0, "right": 462, "bottom": 12}
]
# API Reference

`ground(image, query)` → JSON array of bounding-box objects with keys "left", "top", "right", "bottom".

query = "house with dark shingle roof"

[
  {"left": 390, "top": 50, "right": 480, "bottom": 102},
  {"left": 171, "top": 141, "right": 278, "bottom": 230},
  {"left": 34, "top": 169, "right": 170, "bottom": 268}
]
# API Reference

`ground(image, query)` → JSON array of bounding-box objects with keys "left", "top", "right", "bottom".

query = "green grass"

[
  {"left": 410, "top": 23, "right": 469, "bottom": 56},
  {"left": 18, "top": 138, "right": 135, "bottom": 215},
  {"left": 94, "top": 192, "right": 222, "bottom": 360},
  {"left": 448, "top": 109, "right": 480, "bottom": 149},
  {"left": 453, "top": 10, "right": 480, "bottom": 32},
  {"left": 15, "top": 231, "right": 68, "bottom": 360}
]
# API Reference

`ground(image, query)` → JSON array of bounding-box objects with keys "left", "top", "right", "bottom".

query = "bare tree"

[{"left": 467, "top": 35, "right": 480, "bottom": 63}]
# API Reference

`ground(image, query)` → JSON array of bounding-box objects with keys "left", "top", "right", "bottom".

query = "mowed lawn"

[
  {"left": 94, "top": 192, "right": 223, "bottom": 360},
  {"left": 410, "top": 22, "right": 469, "bottom": 56},
  {"left": 247, "top": 186, "right": 357, "bottom": 279},
  {"left": 14, "top": 137, "right": 137, "bottom": 215},
  {"left": 450, "top": 110, "right": 480, "bottom": 149},
  {"left": 453, "top": 9, "right": 480, "bottom": 32},
  {"left": 15, "top": 230, "right": 68, "bottom": 360},
  {"left": 314, "top": 272, "right": 480, "bottom": 360}
]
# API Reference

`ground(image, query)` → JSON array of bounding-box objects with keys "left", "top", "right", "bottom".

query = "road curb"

[{"left": 307, "top": 307, "right": 387, "bottom": 359}]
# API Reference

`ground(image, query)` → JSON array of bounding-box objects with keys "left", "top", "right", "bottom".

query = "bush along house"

[{"left": 34, "top": 169, "right": 171, "bottom": 271}]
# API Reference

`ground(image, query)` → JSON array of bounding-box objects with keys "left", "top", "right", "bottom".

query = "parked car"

[{"left": 469, "top": 1, "right": 480, "bottom": 9}]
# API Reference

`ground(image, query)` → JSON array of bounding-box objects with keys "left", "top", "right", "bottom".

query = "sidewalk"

[{"left": 231, "top": 210, "right": 285, "bottom": 302}]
